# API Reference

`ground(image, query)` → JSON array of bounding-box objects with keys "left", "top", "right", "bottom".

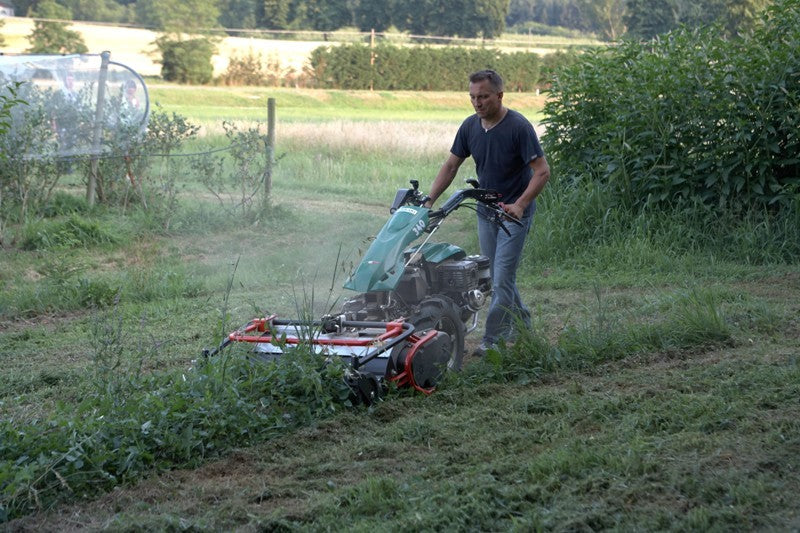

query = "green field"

[
  {"left": 1, "top": 85, "right": 799, "bottom": 530},
  {"left": 146, "top": 85, "right": 547, "bottom": 124}
]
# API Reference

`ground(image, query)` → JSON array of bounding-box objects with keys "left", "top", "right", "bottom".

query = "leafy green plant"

[
  {"left": 192, "top": 121, "right": 269, "bottom": 219},
  {"left": 156, "top": 36, "right": 216, "bottom": 85},
  {"left": 543, "top": 0, "right": 800, "bottom": 211},
  {"left": 0, "top": 82, "right": 25, "bottom": 139},
  {"left": 0, "top": 341, "right": 351, "bottom": 521}
]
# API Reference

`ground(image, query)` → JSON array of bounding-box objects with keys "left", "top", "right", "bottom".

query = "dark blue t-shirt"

[{"left": 451, "top": 109, "right": 544, "bottom": 215}]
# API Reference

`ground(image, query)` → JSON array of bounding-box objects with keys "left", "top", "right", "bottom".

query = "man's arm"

[
  {"left": 425, "top": 152, "right": 465, "bottom": 207},
  {"left": 503, "top": 156, "right": 550, "bottom": 220}
]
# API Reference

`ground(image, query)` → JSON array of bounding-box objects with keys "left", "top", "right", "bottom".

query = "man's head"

[
  {"left": 468, "top": 69, "right": 504, "bottom": 121},
  {"left": 469, "top": 69, "right": 504, "bottom": 93}
]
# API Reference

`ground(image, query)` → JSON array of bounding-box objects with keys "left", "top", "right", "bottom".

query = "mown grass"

[{"left": 1, "top": 88, "right": 799, "bottom": 528}]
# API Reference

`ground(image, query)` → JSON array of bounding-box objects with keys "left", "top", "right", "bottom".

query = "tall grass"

[{"left": 528, "top": 178, "right": 800, "bottom": 284}]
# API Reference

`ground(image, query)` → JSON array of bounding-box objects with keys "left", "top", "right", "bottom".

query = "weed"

[
  {"left": 20, "top": 214, "right": 120, "bottom": 251},
  {"left": 0, "top": 343, "right": 351, "bottom": 521}
]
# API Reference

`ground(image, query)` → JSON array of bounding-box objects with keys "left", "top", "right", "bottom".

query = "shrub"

[
  {"left": 0, "top": 81, "right": 62, "bottom": 222},
  {"left": 217, "top": 51, "right": 304, "bottom": 87},
  {"left": 218, "top": 50, "right": 268, "bottom": 86},
  {"left": 192, "top": 121, "right": 269, "bottom": 218},
  {"left": 157, "top": 37, "right": 216, "bottom": 84},
  {"left": 542, "top": 0, "right": 800, "bottom": 211}
]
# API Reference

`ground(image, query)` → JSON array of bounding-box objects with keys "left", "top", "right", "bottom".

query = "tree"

[
  {"left": 394, "top": 0, "right": 509, "bottom": 37},
  {"left": 157, "top": 37, "right": 215, "bottom": 83},
  {"left": 716, "top": 0, "right": 771, "bottom": 35},
  {"left": 12, "top": 0, "right": 38, "bottom": 17},
  {"left": 60, "top": 0, "right": 134, "bottom": 23},
  {"left": 289, "top": 0, "right": 351, "bottom": 32},
  {"left": 260, "top": 0, "right": 291, "bottom": 29},
  {"left": 476, "top": 0, "right": 510, "bottom": 38},
  {"left": 136, "top": 0, "right": 220, "bottom": 85},
  {"left": 625, "top": 0, "right": 769, "bottom": 39},
  {"left": 351, "top": 0, "right": 393, "bottom": 32},
  {"left": 135, "top": 0, "right": 220, "bottom": 31},
  {"left": 26, "top": 0, "right": 89, "bottom": 54},
  {"left": 577, "top": 0, "right": 625, "bottom": 40},
  {"left": 219, "top": 0, "right": 258, "bottom": 30}
]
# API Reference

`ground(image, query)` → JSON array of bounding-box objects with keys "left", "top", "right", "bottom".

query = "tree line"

[{"left": 10, "top": 0, "right": 772, "bottom": 41}]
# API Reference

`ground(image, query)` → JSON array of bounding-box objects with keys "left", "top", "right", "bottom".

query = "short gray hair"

[{"left": 469, "top": 69, "right": 504, "bottom": 93}]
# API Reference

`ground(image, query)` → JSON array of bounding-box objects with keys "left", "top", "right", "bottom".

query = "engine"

[
  {"left": 396, "top": 254, "right": 491, "bottom": 313},
  {"left": 341, "top": 254, "right": 492, "bottom": 323}
]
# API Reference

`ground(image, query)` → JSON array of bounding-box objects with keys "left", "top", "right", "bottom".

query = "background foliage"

[
  {"left": 308, "top": 43, "right": 574, "bottom": 91},
  {"left": 25, "top": 0, "right": 88, "bottom": 54},
  {"left": 8, "top": 0, "right": 773, "bottom": 40},
  {"left": 542, "top": 0, "right": 799, "bottom": 212},
  {"left": 156, "top": 37, "right": 216, "bottom": 85}
]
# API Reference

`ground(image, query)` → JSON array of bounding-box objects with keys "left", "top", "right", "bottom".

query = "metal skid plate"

[
  {"left": 252, "top": 324, "right": 394, "bottom": 376},
  {"left": 223, "top": 317, "right": 416, "bottom": 378}
]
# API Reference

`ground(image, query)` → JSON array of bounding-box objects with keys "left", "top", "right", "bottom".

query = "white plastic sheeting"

[{"left": 0, "top": 53, "right": 149, "bottom": 159}]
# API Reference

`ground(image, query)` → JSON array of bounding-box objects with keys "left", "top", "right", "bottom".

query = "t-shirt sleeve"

[
  {"left": 450, "top": 118, "right": 472, "bottom": 159},
  {"left": 521, "top": 120, "right": 545, "bottom": 162}
]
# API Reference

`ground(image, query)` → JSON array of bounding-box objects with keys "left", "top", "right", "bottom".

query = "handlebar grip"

[{"left": 486, "top": 203, "right": 523, "bottom": 226}]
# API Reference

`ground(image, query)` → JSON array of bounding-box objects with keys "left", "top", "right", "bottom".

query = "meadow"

[{"left": 1, "top": 84, "right": 799, "bottom": 530}]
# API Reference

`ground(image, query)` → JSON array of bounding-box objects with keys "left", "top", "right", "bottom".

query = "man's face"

[{"left": 469, "top": 79, "right": 503, "bottom": 119}]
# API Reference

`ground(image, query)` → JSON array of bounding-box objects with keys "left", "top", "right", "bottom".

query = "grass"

[
  {"left": 1, "top": 86, "right": 799, "bottom": 529},
  {"left": 148, "top": 86, "right": 547, "bottom": 125}
]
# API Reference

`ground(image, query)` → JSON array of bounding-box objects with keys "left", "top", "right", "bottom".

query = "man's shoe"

[{"left": 472, "top": 343, "right": 491, "bottom": 357}]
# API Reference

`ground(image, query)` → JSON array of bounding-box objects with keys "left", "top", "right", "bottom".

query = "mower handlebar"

[
  {"left": 428, "top": 186, "right": 522, "bottom": 228},
  {"left": 392, "top": 180, "right": 522, "bottom": 233}
]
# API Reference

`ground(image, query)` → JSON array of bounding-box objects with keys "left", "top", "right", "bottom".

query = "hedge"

[{"left": 309, "top": 43, "right": 575, "bottom": 91}]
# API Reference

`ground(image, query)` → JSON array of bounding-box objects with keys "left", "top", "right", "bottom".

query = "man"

[{"left": 425, "top": 69, "right": 550, "bottom": 356}]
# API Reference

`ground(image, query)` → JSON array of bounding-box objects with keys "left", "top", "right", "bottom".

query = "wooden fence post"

[
  {"left": 263, "top": 97, "right": 276, "bottom": 206},
  {"left": 370, "top": 28, "right": 375, "bottom": 92},
  {"left": 88, "top": 50, "right": 110, "bottom": 206}
]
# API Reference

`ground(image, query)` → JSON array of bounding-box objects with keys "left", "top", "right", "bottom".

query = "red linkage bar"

[{"left": 228, "top": 318, "right": 406, "bottom": 348}]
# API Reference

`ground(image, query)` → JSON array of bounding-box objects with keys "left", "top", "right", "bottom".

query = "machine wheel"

[
  {"left": 346, "top": 372, "right": 383, "bottom": 406},
  {"left": 409, "top": 295, "right": 465, "bottom": 371}
]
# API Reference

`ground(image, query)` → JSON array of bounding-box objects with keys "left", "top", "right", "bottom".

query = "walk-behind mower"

[{"left": 204, "top": 179, "right": 521, "bottom": 404}]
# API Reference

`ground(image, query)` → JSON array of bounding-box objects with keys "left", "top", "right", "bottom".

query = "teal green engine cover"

[{"left": 343, "top": 206, "right": 465, "bottom": 292}]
